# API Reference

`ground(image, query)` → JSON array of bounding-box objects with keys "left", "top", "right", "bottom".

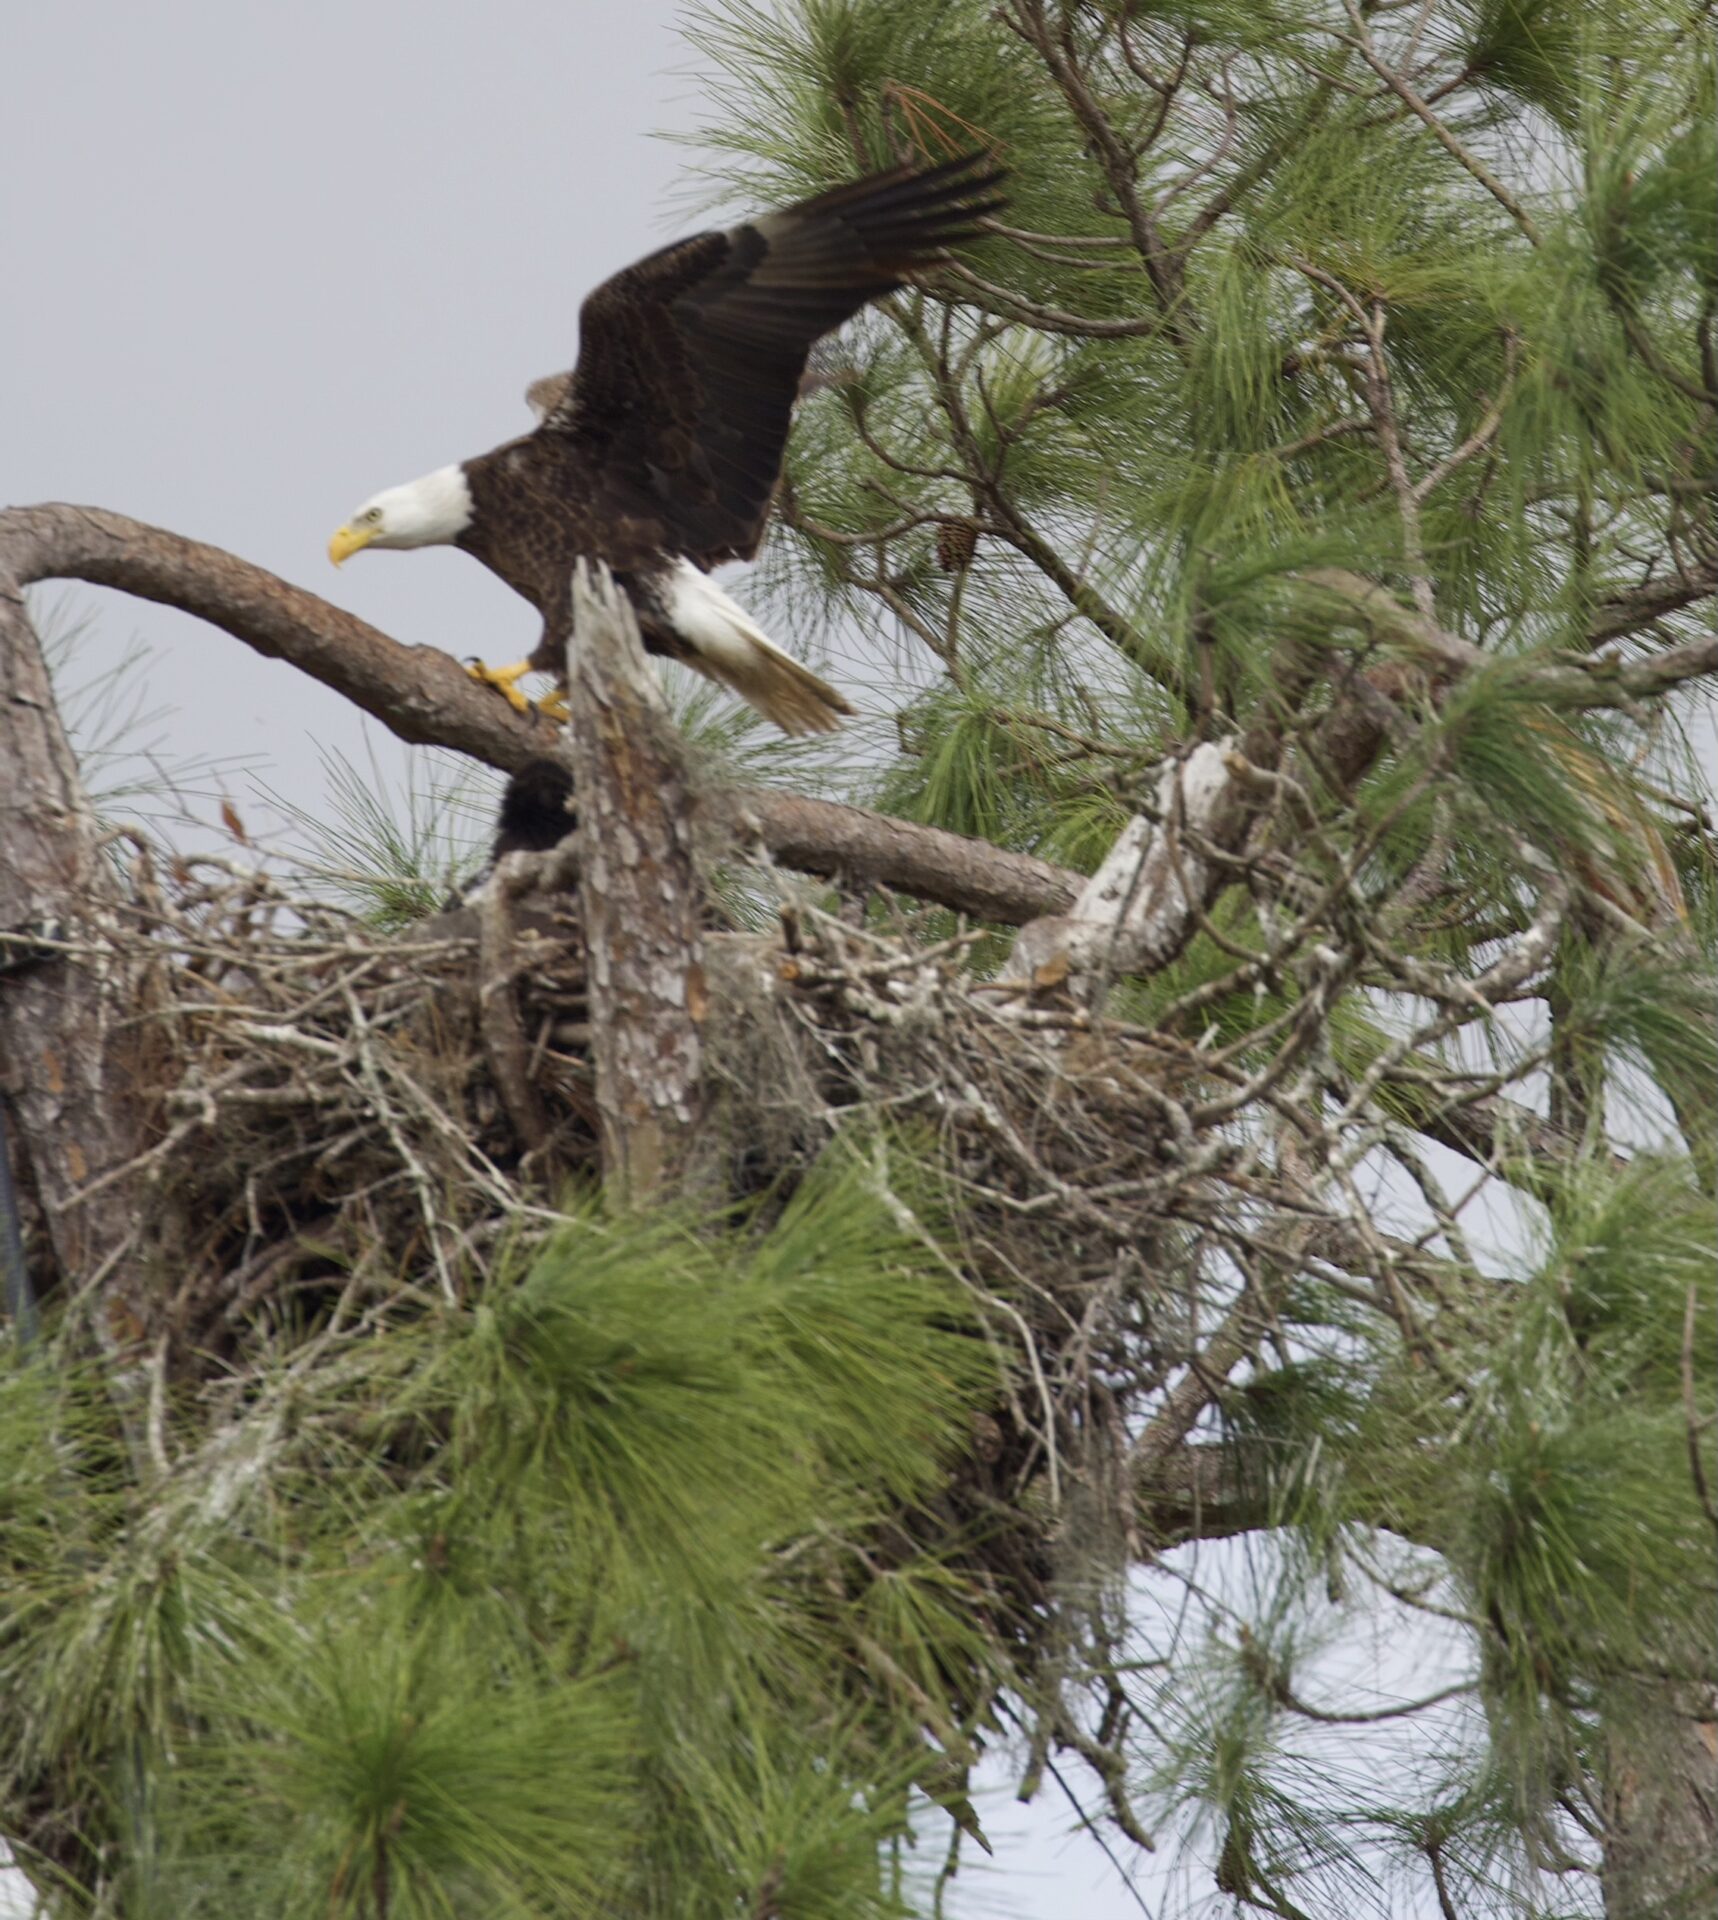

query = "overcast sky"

[
  {"left": 1, "top": 5, "right": 1167, "bottom": 1914},
  {"left": 7, "top": 2, "right": 745, "bottom": 844}
]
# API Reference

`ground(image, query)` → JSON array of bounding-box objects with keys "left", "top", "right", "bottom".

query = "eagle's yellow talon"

[
  {"left": 534, "top": 689, "right": 569, "bottom": 723},
  {"left": 467, "top": 657, "right": 535, "bottom": 714}
]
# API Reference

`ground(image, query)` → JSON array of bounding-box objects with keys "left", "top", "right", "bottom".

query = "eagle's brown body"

[
  {"left": 454, "top": 429, "right": 677, "bottom": 672},
  {"left": 446, "top": 155, "right": 1006, "bottom": 727}
]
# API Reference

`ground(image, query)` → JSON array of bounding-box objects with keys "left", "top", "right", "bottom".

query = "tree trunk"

[
  {"left": 563, "top": 562, "right": 707, "bottom": 1205},
  {"left": 1602, "top": 1686, "right": 1718, "bottom": 1919},
  {"left": 0, "top": 559, "right": 146, "bottom": 1354}
]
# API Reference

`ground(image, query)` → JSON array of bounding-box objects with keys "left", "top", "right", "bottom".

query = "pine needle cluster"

[
  {"left": 664, "top": 3, "right": 1716, "bottom": 1913},
  {"left": 2, "top": 1161, "right": 1008, "bottom": 1917}
]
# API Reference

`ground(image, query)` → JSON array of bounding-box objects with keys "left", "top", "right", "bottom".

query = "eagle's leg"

[
  {"left": 465, "top": 614, "right": 573, "bottom": 719},
  {"left": 465, "top": 656, "right": 537, "bottom": 714},
  {"left": 470, "top": 666, "right": 567, "bottom": 722}
]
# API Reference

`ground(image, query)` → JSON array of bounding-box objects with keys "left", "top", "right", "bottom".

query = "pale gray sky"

[
  {"left": 7, "top": 1, "right": 731, "bottom": 834},
  {"left": 3, "top": 5, "right": 1154, "bottom": 1914}
]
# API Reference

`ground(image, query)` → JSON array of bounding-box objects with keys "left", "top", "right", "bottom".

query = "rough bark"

[
  {"left": 0, "top": 546, "right": 146, "bottom": 1344},
  {"left": 564, "top": 563, "right": 707, "bottom": 1203},
  {"left": 1601, "top": 1688, "right": 1718, "bottom": 1918},
  {"left": 0, "top": 504, "right": 1081, "bottom": 926}
]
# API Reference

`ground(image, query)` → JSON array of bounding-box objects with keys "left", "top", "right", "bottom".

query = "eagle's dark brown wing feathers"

[{"left": 543, "top": 153, "right": 1004, "bottom": 562}]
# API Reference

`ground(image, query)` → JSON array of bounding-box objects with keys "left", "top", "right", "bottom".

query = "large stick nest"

[{"left": 28, "top": 834, "right": 1285, "bottom": 1601}]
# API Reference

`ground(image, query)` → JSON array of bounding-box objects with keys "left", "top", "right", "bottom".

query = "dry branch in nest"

[{"left": 13, "top": 781, "right": 1564, "bottom": 1635}]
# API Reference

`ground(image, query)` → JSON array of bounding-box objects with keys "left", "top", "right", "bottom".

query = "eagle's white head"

[{"left": 328, "top": 464, "right": 474, "bottom": 565}]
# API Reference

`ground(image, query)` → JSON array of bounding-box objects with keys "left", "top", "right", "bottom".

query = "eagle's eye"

[{"left": 361, "top": 506, "right": 384, "bottom": 526}]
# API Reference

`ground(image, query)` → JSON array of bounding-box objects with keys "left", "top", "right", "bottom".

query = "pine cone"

[{"left": 935, "top": 520, "right": 978, "bottom": 572}]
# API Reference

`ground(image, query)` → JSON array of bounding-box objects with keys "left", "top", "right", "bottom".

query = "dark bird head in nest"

[{"left": 492, "top": 756, "right": 576, "bottom": 861}]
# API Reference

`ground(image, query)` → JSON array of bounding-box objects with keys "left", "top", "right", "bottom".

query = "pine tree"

[{"left": 1, "top": 3, "right": 1714, "bottom": 1916}]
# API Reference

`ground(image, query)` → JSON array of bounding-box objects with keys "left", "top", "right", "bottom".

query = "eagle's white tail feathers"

[{"left": 662, "top": 560, "right": 855, "bottom": 737}]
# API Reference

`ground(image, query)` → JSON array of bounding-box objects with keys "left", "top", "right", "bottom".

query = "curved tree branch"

[
  {"left": 0, "top": 504, "right": 1082, "bottom": 927},
  {"left": 2, "top": 502, "right": 526, "bottom": 762}
]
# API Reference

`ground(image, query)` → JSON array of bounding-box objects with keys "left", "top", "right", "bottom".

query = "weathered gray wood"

[
  {"left": 1005, "top": 740, "right": 1242, "bottom": 1003},
  {"left": 564, "top": 561, "right": 706, "bottom": 1204}
]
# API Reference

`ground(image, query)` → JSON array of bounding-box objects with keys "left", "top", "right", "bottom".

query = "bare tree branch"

[
  {"left": 1006, "top": 741, "right": 1242, "bottom": 998},
  {"left": 1590, "top": 561, "right": 1718, "bottom": 644},
  {"left": 1308, "top": 561, "right": 1718, "bottom": 696},
  {"left": 1337, "top": 3, "right": 1544, "bottom": 247},
  {"left": 1005, "top": 0, "right": 1196, "bottom": 345},
  {"left": 0, "top": 504, "right": 1083, "bottom": 926}
]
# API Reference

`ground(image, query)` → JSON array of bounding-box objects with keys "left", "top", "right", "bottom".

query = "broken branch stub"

[
  {"left": 564, "top": 560, "right": 707, "bottom": 1204},
  {"left": 1006, "top": 741, "right": 1241, "bottom": 1004}
]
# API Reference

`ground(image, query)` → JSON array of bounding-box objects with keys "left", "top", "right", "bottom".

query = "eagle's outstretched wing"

[{"left": 536, "top": 153, "right": 1004, "bottom": 564}]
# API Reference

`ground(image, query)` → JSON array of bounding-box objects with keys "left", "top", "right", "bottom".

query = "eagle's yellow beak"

[{"left": 328, "top": 523, "right": 376, "bottom": 567}]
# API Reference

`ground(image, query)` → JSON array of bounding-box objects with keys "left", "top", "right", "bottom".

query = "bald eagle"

[{"left": 330, "top": 153, "right": 1004, "bottom": 734}]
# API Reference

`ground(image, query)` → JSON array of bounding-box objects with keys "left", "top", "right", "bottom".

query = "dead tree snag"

[{"left": 564, "top": 562, "right": 707, "bottom": 1203}]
